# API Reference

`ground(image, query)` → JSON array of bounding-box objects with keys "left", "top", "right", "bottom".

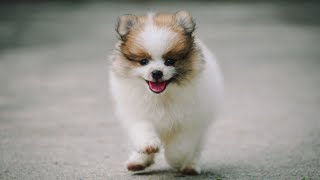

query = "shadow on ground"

[{"left": 132, "top": 168, "right": 225, "bottom": 179}]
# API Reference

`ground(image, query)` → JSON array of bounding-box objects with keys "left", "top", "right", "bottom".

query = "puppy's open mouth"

[{"left": 146, "top": 80, "right": 169, "bottom": 94}]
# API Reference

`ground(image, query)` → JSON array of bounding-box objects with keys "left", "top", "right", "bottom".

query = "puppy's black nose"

[{"left": 152, "top": 70, "right": 163, "bottom": 81}]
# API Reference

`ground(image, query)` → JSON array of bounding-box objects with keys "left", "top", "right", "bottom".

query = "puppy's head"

[{"left": 112, "top": 11, "right": 201, "bottom": 94}]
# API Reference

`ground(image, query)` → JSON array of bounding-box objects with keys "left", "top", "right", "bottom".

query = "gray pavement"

[{"left": 0, "top": 2, "right": 320, "bottom": 179}]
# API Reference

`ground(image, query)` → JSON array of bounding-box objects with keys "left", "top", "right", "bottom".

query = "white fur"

[{"left": 110, "top": 22, "right": 223, "bottom": 173}]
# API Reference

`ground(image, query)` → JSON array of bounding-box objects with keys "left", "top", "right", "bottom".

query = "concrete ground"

[{"left": 0, "top": 2, "right": 320, "bottom": 180}]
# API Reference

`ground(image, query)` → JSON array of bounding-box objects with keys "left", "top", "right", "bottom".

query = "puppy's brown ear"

[
  {"left": 116, "top": 15, "right": 138, "bottom": 41},
  {"left": 175, "top": 11, "right": 195, "bottom": 35}
]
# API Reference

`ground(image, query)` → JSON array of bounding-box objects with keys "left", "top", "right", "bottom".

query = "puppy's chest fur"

[
  {"left": 141, "top": 90, "right": 202, "bottom": 140},
  {"left": 112, "top": 76, "right": 205, "bottom": 135}
]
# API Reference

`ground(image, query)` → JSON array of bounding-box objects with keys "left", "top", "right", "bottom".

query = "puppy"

[{"left": 109, "top": 11, "right": 223, "bottom": 175}]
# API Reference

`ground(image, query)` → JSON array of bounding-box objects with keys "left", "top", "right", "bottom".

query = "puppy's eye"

[
  {"left": 164, "top": 59, "right": 175, "bottom": 66},
  {"left": 139, "top": 59, "right": 149, "bottom": 66}
]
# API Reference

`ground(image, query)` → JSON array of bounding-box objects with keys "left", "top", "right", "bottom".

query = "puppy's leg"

[
  {"left": 125, "top": 121, "right": 160, "bottom": 171},
  {"left": 164, "top": 129, "right": 204, "bottom": 175}
]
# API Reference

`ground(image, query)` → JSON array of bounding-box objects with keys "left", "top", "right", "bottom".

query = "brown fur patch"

[
  {"left": 154, "top": 13, "right": 176, "bottom": 27},
  {"left": 119, "top": 16, "right": 151, "bottom": 62},
  {"left": 144, "top": 145, "right": 159, "bottom": 154}
]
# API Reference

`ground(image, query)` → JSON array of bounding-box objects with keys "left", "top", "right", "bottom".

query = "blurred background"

[{"left": 0, "top": 0, "right": 319, "bottom": 179}]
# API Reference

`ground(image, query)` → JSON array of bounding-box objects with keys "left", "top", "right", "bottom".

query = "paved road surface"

[{"left": 0, "top": 2, "right": 319, "bottom": 179}]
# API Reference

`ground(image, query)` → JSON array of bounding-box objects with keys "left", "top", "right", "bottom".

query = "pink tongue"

[{"left": 148, "top": 81, "right": 167, "bottom": 93}]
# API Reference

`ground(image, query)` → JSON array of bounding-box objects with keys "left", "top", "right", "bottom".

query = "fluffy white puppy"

[{"left": 109, "top": 11, "right": 223, "bottom": 175}]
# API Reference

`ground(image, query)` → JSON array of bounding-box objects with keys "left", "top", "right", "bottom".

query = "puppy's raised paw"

[
  {"left": 144, "top": 145, "right": 159, "bottom": 154},
  {"left": 138, "top": 139, "right": 161, "bottom": 154}
]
